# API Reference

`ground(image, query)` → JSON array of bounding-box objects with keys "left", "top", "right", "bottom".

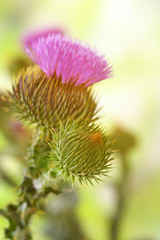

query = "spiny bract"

[
  {"left": 8, "top": 65, "right": 98, "bottom": 128},
  {"left": 48, "top": 121, "right": 114, "bottom": 184}
]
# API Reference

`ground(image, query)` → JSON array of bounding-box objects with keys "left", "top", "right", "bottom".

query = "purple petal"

[{"left": 23, "top": 30, "right": 112, "bottom": 86}]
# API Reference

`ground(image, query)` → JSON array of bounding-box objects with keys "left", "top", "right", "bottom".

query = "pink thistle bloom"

[{"left": 23, "top": 30, "right": 112, "bottom": 86}]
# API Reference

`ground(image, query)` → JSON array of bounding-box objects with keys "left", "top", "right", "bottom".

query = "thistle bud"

[
  {"left": 8, "top": 65, "right": 98, "bottom": 128},
  {"left": 48, "top": 121, "right": 114, "bottom": 184}
]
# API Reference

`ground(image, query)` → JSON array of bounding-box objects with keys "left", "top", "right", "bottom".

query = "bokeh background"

[{"left": 0, "top": 0, "right": 160, "bottom": 239}]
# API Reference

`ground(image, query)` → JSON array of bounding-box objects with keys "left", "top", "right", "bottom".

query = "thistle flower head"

[
  {"left": 23, "top": 30, "right": 112, "bottom": 86},
  {"left": 7, "top": 30, "right": 114, "bottom": 185},
  {"left": 48, "top": 121, "right": 113, "bottom": 184}
]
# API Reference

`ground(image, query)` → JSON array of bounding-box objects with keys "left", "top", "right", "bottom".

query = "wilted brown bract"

[{"left": 88, "top": 132, "right": 103, "bottom": 144}]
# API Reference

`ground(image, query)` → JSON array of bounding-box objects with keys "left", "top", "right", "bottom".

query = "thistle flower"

[
  {"left": 23, "top": 30, "right": 112, "bottom": 86},
  {"left": 7, "top": 30, "right": 114, "bottom": 184},
  {"left": 1, "top": 31, "right": 114, "bottom": 240},
  {"left": 48, "top": 121, "right": 113, "bottom": 184}
]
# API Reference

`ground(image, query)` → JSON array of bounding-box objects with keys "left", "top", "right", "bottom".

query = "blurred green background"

[{"left": 0, "top": 0, "right": 160, "bottom": 239}]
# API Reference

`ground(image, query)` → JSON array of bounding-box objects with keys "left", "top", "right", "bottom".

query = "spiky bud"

[
  {"left": 48, "top": 121, "right": 113, "bottom": 184},
  {"left": 8, "top": 65, "right": 98, "bottom": 128}
]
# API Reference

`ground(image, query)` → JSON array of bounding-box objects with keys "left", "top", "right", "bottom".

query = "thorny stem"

[{"left": 0, "top": 130, "right": 61, "bottom": 240}]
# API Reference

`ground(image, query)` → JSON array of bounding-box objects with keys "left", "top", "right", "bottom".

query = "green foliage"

[{"left": 0, "top": 176, "right": 61, "bottom": 240}]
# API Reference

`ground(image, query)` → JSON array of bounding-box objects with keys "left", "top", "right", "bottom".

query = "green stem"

[
  {"left": 0, "top": 130, "right": 61, "bottom": 240},
  {"left": 110, "top": 155, "right": 130, "bottom": 240}
]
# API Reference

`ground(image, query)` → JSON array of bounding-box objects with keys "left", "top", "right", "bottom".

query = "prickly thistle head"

[
  {"left": 9, "top": 65, "right": 98, "bottom": 128},
  {"left": 48, "top": 121, "right": 113, "bottom": 184},
  {"left": 8, "top": 29, "right": 114, "bottom": 184}
]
